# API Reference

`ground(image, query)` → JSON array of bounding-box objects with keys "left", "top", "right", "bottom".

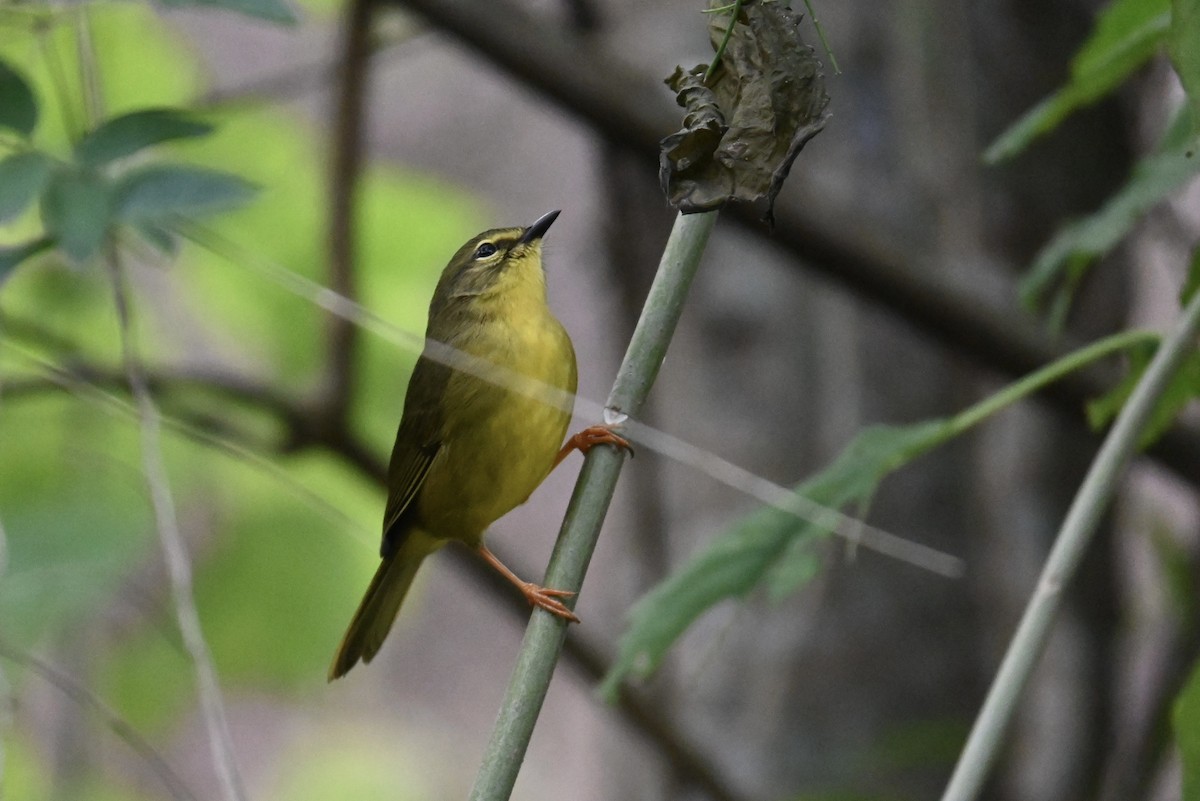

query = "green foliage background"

[{"left": 0, "top": 3, "right": 482, "bottom": 797}]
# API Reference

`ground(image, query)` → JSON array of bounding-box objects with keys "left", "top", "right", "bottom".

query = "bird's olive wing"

[{"left": 379, "top": 354, "right": 451, "bottom": 558}]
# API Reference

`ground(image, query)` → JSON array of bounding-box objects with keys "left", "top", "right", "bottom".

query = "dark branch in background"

[
  {"left": 560, "top": 0, "right": 601, "bottom": 33},
  {"left": 387, "top": 0, "right": 1200, "bottom": 485},
  {"left": 321, "top": 0, "right": 375, "bottom": 428}
]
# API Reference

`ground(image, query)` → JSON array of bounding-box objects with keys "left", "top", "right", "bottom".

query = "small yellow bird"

[{"left": 329, "top": 210, "right": 627, "bottom": 680}]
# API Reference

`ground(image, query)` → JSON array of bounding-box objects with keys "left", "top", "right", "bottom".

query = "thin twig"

[
  {"left": 703, "top": 0, "right": 743, "bottom": 84},
  {"left": 800, "top": 0, "right": 840, "bottom": 74},
  {"left": 104, "top": 249, "right": 247, "bottom": 801},
  {"left": 322, "top": 0, "right": 374, "bottom": 426},
  {"left": 940, "top": 285, "right": 1200, "bottom": 801},
  {"left": 36, "top": 21, "right": 81, "bottom": 143},
  {"left": 0, "top": 640, "right": 201, "bottom": 801},
  {"left": 469, "top": 210, "right": 719, "bottom": 801}
]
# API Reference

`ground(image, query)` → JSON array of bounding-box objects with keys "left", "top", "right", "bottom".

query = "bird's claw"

[
  {"left": 521, "top": 582, "right": 581, "bottom": 623},
  {"left": 571, "top": 425, "right": 634, "bottom": 459}
]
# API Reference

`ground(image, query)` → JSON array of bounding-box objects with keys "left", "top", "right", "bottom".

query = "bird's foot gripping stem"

[
  {"left": 478, "top": 545, "right": 581, "bottom": 623},
  {"left": 553, "top": 425, "right": 634, "bottom": 469}
]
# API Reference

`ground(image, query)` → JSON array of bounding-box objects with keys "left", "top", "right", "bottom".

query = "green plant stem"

[
  {"left": 105, "top": 249, "right": 247, "bottom": 801},
  {"left": 940, "top": 289, "right": 1200, "bottom": 801},
  {"left": 801, "top": 0, "right": 840, "bottom": 74},
  {"left": 703, "top": 0, "right": 742, "bottom": 83},
  {"left": 37, "top": 26, "right": 81, "bottom": 143},
  {"left": 468, "top": 210, "right": 718, "bottom": 801},
  {"left": 945, "top": 328, "right": 1157, "bottom": 438}
]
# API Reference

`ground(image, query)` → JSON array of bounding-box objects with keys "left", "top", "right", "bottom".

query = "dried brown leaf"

[{"left": 660, "top": 1, "right": 831, "bottom": 223}]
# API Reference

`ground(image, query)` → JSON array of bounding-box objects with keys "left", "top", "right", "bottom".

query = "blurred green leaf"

[
  {"left": 1020, "top": 105, "right": 1200, "bottom": 318},
  {"left": 985, "top": 0, "right": 1170, "bottom": 163},
  {"left": 1176, "top": 659, "right": 1200, "bottom": 801},
  {"left": 1170, "top": 0, "right": 1200, "bottom": 131},
  {"left": 157, "top": 0, "right": 298, "bottom": 25},
  {"left": 0, "top": 58, "right": 38, "bottom": 137},
  {"left": 1183, "top": 246, "right": 1200, "bottom": 305},
  {"left": 1087, "top": 340, "right": 1155, "bottom": 429},
  {"left": 871, "top": 717, "right": 968, "bottom": 772},
  {"left": 76, "top": 108, "right": 214, "bottom": 167},
  {"left": 133, "top": 220, "right": 180, "bottom": 256},
  {"left": 600, "top": 421, "right": 950, "bottom": 698},
  {"left": 0, "top": 151, "right": 53, "bottom": 223},
  {"left": 0, "top": 399, "right": 151, "bottom": 649},
  {"left": 193, "top": 458, "right": 371, "bottom": 687},
  {"left": 1086, "top": 338, "right": 1200, "bottom": 448},
  {"left": 0, "top": 737, "right": 52, "bottom": 801},
  {"left": 0, "top": 238, "right": 54, "bottom": 284},
  {"left": 1148, "top": 523, "right": 1197, "bottom": 636},
  {"left": 115, "top": 164, "right": 257, "bottom": 223},
  {"left": 40, "top": 168, "right": 114, "bottom": 262}
]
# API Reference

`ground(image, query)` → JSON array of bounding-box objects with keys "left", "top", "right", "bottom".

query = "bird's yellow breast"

[{"left": 415, "top": 282, "right": 577, "bottom": 544}]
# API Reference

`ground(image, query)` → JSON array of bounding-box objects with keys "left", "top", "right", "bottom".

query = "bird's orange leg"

[
  {"left": 551, "top": 425, "right": 633, "bottom": 471},
  {"left": 477, "top": 545, "right": 581, "bottom": 623}
]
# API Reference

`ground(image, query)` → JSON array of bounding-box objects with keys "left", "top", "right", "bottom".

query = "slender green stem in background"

[
  {"left": 105, "top": 250, "right": 247, "bottom": 801},
  {"left": 940, "top": 288, "right": 1200, "bottom": 801},
  {"left": 801, "top": 0, "right": 840, "bottom": 74},
  {"left": 37, "top": 26, "right": 81, "bottom": 142},
  {"left": 703, "top": 0, "right": 742, "bottom": 83},
  {"left": 469, "top": 210, "right": 718, "bottom": 801},
  {"left": 945, "top": 328, "right": 1157, "bottom": 438}
]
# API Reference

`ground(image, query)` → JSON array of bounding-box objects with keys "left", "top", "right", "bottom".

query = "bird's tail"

[{"left": 328, "top": 531, "right": 440, "bottom": 681}]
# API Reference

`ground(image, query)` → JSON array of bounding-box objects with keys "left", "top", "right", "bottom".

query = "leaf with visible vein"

[
  {"left": 115, "top": 164, "right": 258, "bottom": 223},
  {"left": 599, "top": 421, "right": 950, "bottom": 699},
  {"left": 985, "top": 0, "right": 1170, "bottom": 163},
  {"left": 76, "top": 108, "right": 214, "bottom": 167},
  {"left": 1021, "top": 105, "right": 1200, "bottom": 318}
]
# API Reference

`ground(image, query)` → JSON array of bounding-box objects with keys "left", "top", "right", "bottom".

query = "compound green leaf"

[{"left": 40, "top": 169, "right": 114, "bottom": 262}]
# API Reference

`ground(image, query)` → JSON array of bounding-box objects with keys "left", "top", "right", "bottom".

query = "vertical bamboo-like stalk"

[
  {"left": 469, "top": 210, "right": 719, "bottom": 801},
  {"left": 941, "top": 286, "right": 1200, "bottom": 801}
]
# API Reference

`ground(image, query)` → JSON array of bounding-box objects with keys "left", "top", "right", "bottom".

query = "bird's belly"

[{"left": 416, "top": 322, "right": 576, "bottom": 544}]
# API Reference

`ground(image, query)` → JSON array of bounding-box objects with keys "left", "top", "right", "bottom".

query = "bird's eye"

[{"left": 473, "top": 242, "right": 498, "bottom": 259}]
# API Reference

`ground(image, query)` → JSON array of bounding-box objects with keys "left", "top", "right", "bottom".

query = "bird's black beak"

[{"left": 519, "top": 209, "right": 560, "bottom": 245}]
